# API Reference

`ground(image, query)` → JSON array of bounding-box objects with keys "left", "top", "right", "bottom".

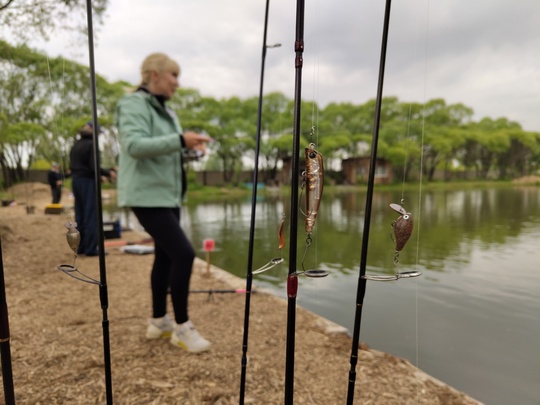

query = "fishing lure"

[
  {"left": 390, "top": 203, "right": 413, "bottom": 253},
  {"left": 390, "top": 202, "right": 414, "bottom": 269},
  {"left": 304, "top": 143, "right": 324, "bottom": 234},
  {"left": 65, "top": 221, "right": 81, "bottom": 255},
  {"left": 57, "top": 220, "right": 99, "bottom": 284},
  {"left": 278, "top": 215, "right": 286, "bottom": 250},
  {"left": 298, "top": 142, "right": 328, "bottom": 278},
  {"left": 363, "top": 202, "right": 421, "bottom": 281}
]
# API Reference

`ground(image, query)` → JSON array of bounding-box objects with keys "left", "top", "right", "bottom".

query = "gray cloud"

[{"left": 32, "top": 0, "right": 539, "bottom": 131}]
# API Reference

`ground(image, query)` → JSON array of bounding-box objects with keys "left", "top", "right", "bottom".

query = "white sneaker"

[
  {"left": 170, "top": 320, "right": 211, "bottom": 353},
  {"left": 146, "top": 314, "right": 175, "bottom": 339}
]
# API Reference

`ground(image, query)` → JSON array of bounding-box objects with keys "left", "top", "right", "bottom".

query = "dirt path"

[{"left": 0, "top": 183, "right": 484, "bottom": 404}]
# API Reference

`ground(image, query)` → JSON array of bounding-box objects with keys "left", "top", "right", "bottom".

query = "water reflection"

[{"left": 106, "top": 187, "right": 540, "bottom": 405}]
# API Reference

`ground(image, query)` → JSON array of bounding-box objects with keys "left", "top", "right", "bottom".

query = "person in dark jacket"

[
  {"left": 47, "top": 162, "right": 64, "bottom": 204},
  {"left": 69, "top": 121, "right": 116, "bottom": 256}
]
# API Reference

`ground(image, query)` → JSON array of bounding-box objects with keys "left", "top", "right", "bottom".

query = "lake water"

[{"left": 110, "top": 187, "right": 540, "bottom": 405}]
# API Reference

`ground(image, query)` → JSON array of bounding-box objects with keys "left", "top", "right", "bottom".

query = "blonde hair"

[{"left": 140, "top": 53, "right": 180, "bottom": 86}]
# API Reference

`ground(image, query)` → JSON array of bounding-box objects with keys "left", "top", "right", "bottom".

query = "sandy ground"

[{"left": 0, "top": 183, "right": 485, "bottom": 404}]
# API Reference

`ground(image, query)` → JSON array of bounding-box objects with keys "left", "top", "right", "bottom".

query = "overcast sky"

[{"left": 34, "top": 0, "right": 539, "bottom": 131}]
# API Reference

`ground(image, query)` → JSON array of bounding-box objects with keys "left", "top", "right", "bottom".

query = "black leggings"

[{"left": 131, "top": 207, "right": 195, "bottom": 324}]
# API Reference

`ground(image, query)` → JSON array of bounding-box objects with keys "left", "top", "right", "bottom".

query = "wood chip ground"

[{"left": 0, "top": 184, "right": 484, "bottom": 404}]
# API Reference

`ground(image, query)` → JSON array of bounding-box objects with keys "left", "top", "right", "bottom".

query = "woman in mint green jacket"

[{"left": 116, "top": 53, "right": 212, "bottom": 353}]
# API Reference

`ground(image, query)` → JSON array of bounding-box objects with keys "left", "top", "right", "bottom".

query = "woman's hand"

[{"left": 183, "top": 131, "right": 212, "bottom": 156}]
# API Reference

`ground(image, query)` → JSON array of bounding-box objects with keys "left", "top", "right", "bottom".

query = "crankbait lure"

[
  {"left": 65, "top": 221, "right": 81, "bottom": 254},
  {"left": 390, "top": 202, "right": 414, "bottom": 268},
  {"left": 363, "top": 202, "right": 421, "bottom": 281},
  {"left": 57, "top": 220, "right": 99, "bottom": 284},
  {"left": 390, "top": 203, "right": 413, "bottom": 253}
]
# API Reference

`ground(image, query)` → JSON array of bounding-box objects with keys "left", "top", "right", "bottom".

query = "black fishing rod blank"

[
  {"left": 346, "top": 1, "right": 393, "bottom": 403},
  {"left": 192, "top": 288, "right": 249, "bottom": 294},
  {"left": 284, "top": 1, "right": 306, "bottom": 404},
  {"left": 0, "top": 238, "right": 16, "bottom": 405},
  {"left": 82, "top": 1, "right": 114, "bottom": 403},
  {"left": 191, "top": 288, "right": 250, "bottom": 302},
  {"left": 239, "top": 0, "right": 280, "bottom": 403}
]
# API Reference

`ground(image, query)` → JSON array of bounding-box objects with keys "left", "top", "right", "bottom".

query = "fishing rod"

[
  {"left": 239, "top": 0, "right": 281, "bottom": 403},
  {"left": 0, "top": 238, "right": 16, "bottom": 405},
  {"left": 104, "top": 237, "right": 154, "bottom": 248},
  {"left": 44, "top": 5, "right": 111, "bottom": 400},
  {"left": 346, "top": 0, "right": 393, "bottom": 403},
  {"left": 284, "top": 0, "right": 306, "bottom": 403},
  {"left": 192, "top": 288, "right": 252, "bottom": 302},
  {"left": 85, "top": 1, "right": 113, "bottom": 402},
  {"left": 192, "top": 288, "right": 250, "bottom": 294},
  {"left": 54, "top": 1, "right": 116, "bottom": 403}
]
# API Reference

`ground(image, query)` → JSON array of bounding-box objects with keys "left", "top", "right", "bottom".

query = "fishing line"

[
  {"left": 284, "top": 1, "right": 307, "bottom": 403},
  {"left": 361, "top": 0, "right": 423, "bottom": 282},
  {"left": 45, "top": 44, "right": 83, "bottom": 271},
  {"left": 387, "top": 2, "right": 431, "bottom": 401},
  {"left": 351, "top": 0, "right": 430, "bottom": 401},
  {"left": 284, "top": 0, "right": 330, "bottom": 402},
  {"left": 45, "top": 55, "right": 74, "bottom": 212},
  {"left": 346, "top": 1, "right": 405, "bottom": 403},
  {"left": 46, "top": 36, "right": 85, "bottom": 277},
  {"left": 309, "top": 0, "right": 320, "bottom": 271},
  {"left": 414, "top": 0, "right": 431, "bottom": 384},
  {"left": 238, "top": 1, "right": 282, "bottom": 403},
  {"left": 45, "top": 57, "right": 61, "bottom": 143},
  {"left": 297, "top": 0, "right": 326, "bottom": 279},
  {"left": 56, "top": 1, "right": 114, "bottom": 403}
]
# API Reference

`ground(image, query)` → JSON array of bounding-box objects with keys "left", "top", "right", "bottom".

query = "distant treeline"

[{"left": 1, "top": 40, "right": 539, "bottom": 189}]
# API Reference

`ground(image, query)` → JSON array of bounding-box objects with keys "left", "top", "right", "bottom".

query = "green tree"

[
  {"left": 0, "top": 40, "right": 124, "bottom": 186},
  {"left": 462, "top": 119, "right": 512, "bottom": 179},
  {"left": 2, "top": 122, "right": 46, "bottom": 181},
  {"left": 202, "top": 96, "right": 257, "bottom": 182},
  {"left": 258, "top": 92, "right": 293, "bottom": 182},
  {"left": 496, "top": 128, "right": 538, "bottom": 179},
  {"left": 423, "top": 98, "right": 473, "bottom": 127},
  {"left": 0, "top": 0, "right": 109, "bottom": 42}
]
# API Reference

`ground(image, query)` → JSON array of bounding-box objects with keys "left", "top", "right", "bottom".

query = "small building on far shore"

[{"left": 342, "top": 157, "right": 393, "bottom": 185}]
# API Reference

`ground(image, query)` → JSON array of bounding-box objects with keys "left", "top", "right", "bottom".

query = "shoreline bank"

[{"left": 0, "top": 183, "right": 484, "bottom": 404}]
